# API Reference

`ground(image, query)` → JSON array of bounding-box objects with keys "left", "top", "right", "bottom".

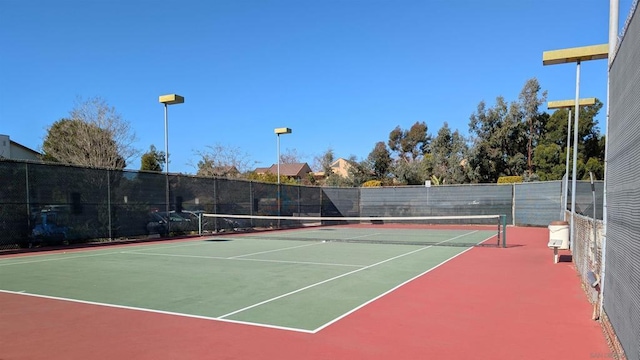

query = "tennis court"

[
  {"left": 0, "top": 224, "right": 497, "bottom": 333},
  {"left": 0, "top": 225, "right": 613, "bottom": 360}
]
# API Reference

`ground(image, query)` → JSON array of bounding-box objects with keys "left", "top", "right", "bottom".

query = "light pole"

[
  {"left": 548, "top": 98, "right": 596, "bottom": 219},
  {"left": 159, "top": 94, "right": 185, "bottom": 235},
  {"left": 274, "top": 127, "right": 292, "bottom": 184},
  {"left": 543, "top": 44, "right": 607, "bottom": 250},
  {"left": 274, "top": 127, "right": 292, "bottom": 224}
]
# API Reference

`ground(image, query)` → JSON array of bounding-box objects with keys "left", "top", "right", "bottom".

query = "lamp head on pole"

[
  {"left": 274, "top": 127, "right": 292, "bottom": 135},
  {"left": 159, "top": 94, "right": 185, "bottom": 105},
  {"left": 547, "top": 98, "right": 596, "bottom": 110},
  {"left": 542, "top": 44, "right": 608, "bottom": 66}
]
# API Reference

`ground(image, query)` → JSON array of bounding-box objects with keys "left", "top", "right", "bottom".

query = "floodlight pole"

[
  {"left": 277, "top": 132, "right": 281, "bottom": 227},
  {"left": 274, "top": 128, "right": 292, "bottom": 184},
  {"left": 159, "top": 94, "right": 185, "bottom": 235},
  {"left": 548, "top": 98, "right": 596, "bottom": 220},
  {"left": 274, "top": 127, "right": 292, "bottom": 225},
  {"left": 164, "top": 103, "right": 169, "bottom": 230},
  {"left": 277, "top": 134, "right": 282, "bottom": 185},
  {"left": 570, "top": 61, "right": 581, "bottom": 251},
  {"left": 543, "top": 44, "right": 607, "bottom": 251},
  {"left": 564, "top": 108, "right": 572, "bottom": 219}
]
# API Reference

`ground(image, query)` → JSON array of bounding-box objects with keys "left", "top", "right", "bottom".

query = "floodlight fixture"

[
  {"left": 547, "top": 98, "right": 596, "bottom": 109},
  {"left": 159, "top": 94, "right": 185, "bottom": 105},
  {"left": 542, "top": 44, "right": 608, "bottom": 66},
  {"left": 275, "top": 127, "right": 292, "bottom": 135}
]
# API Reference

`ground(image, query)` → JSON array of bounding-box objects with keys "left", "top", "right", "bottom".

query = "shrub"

[
  {"left": 362, "top": 180, "right": 382, "bottom": 187},
  {"left": 497, "top": 176, "right": 523, "bottom": 184}
]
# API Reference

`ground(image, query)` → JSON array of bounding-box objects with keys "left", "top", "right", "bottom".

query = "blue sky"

[{"left": 1, "top": 0, "right": 633, "bottom": 174}]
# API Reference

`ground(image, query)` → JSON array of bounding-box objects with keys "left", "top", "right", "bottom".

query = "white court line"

[
  {"left": 0, "top": 251, "right": 119, "bottom": 267},
  {"left": 341, "top": 232, "right": 383, "bottom": 240},
  {"left": 127, "top": 241, "right": 210, "bottom": 252},
  {"left": 217, "top": 247, "right": 430, "bottom": 319},
  {"left": 0, "top": 239, "right": 210, "bottom": 267},
  {"left": 0, "top": 289, "right": 314, "bottom": 334},
  {"left": 218, "top": 230, "right": 479, "bottom": 320},
  {"left": 313, "top": 232, "right": 492, "bottom": 333},
  {"left": 438, "top": 230, "right": 478, "bottom": 243},
  {"left": 228, "top": 242, "right": 323, "bottom": 258},
  {"left": 1, "top": 230, "right": 486, "bottom": 334},
  {"left": 120, "top": 251, "right": 363, "bottom": 268},
  {"left": 232, "top": 257, "right": 363, "bottom": 268}
]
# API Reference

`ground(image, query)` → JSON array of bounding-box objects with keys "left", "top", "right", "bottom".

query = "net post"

[
  {"left": 497, "top": 216, "right": 501, "bottom": 246},
  {"left": 501, "top": 215, "right": 507, "bottom": 248}
]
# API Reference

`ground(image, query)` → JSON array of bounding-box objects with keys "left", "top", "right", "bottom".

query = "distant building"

[
  {"left": 313, "top": 158, "right": 353, "bottom": 178},
  {"left": 0, "top": 134, "right": 41, "bottom": 161},
  {"left": 254, "top": 167, "right": 271, "bottom": 175},
  {"left": 329, "top": 158, "right": 352, "bottom": 177},
  {"left": 256, "top": 162, "right": 313, "bottom": 182}
]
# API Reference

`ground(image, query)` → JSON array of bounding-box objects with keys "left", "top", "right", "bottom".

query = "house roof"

[
  {"left": 254, "top": 167, "right": 271, "bottom": 174},
  {"left": 258, "top": 163, "right": 313, "bottom": 178},
  {"left": 10, "top": 140, "right": 41, "bottom": 155},
  {"left": 0, "top": 134, "right": 41, "bottom": 160}
]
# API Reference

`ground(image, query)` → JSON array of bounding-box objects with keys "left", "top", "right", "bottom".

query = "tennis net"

[{"left": 198, "top": 213, "right": 508, "bottom": 247}]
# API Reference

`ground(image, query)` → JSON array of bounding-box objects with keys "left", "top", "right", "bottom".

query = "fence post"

[
  {"left": 511, "top": 183, "right": 516, "bottom": 226},
  {"left": 213, "top": 178, "right": 218, "bottom": 231},
  {"left": 107, "top": 170, "right": 112, "bottom": 240},
  {"left": 25, "top": 163, "right": 31, "bottom": 231},
  {"left": 250, "top": 181, "right": 254, "bottom": 217},
  {"left": 590, "top": 172, "right": 597, "bottom": 261}
]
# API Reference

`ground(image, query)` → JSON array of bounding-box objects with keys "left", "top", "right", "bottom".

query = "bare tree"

[
  {"left": 194, "top": 143, "right": 257, "bottom": 177},
  {"left": 280, "top": 148, "right": 303, "bottom": 164},
  {"left": 42, "top": 96, "right": 138, "bottom": 169}
]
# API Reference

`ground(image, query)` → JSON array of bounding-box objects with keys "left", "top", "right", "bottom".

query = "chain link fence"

[
  {"left": 2, "top": 159, "right": 605, "bottom": 251},
  {"left": 601, "top": 2, "right": 640, "bottom": 358},
  {"left": 360, "top": 184, "right": 514, "bottom": 224},
  {"left": 572, "top": 213, "right": 604, "bottom": 303},
  {"left": 0, "top": 161, "right": 361, "bottom": 249}
]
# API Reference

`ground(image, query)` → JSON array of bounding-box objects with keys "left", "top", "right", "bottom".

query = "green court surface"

[{"left": 0, "top": 228, "right": 496, "bottom": 332}]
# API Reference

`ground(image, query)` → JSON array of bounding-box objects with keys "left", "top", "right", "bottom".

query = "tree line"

[
  {"left": 313, "top": 78, "right": 603, "bottom": 186},
  {"left": 35, "top": 77, "right": 605, "bottom": 186}
]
